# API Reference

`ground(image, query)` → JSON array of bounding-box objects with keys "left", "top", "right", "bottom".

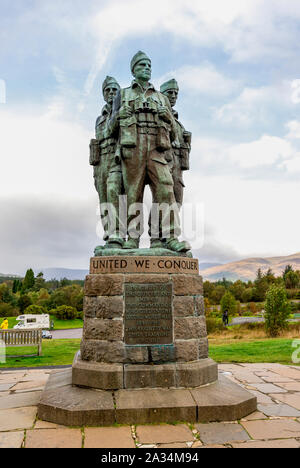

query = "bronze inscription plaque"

[{"left": 124, "top": 283, "right": 173, "bottom": 345}]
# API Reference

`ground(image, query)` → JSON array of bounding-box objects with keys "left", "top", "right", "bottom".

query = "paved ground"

[{"left": 1, "top": 363, "right": 300, "bottom": 448}]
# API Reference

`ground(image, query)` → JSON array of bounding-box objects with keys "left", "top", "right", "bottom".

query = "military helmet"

[
  {"left": 160, "top": 79, "right": 179, "bottom": 94},
  {"left": 102, "top": 76, "right": 120, "bottom": 95},
  {"left": 130, "top": 51, "right": 151, "bottom": 74}
]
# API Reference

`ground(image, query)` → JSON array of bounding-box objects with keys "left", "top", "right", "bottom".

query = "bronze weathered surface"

[
  {"left": 124, "top": 283, "right": 173, "bottom": 345},
  {"left": 91, "top": 52, "right": 192, "bottom": 254}
]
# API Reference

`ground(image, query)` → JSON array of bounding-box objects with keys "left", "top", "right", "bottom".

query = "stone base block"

[
  {"left": 37, "top": 369, "right": 115, "bottom": 427},
  {"left": 72, "top": 354, "right": 217, "bottom": 390},
  {"left": 38, "top": 370, "right": 257, "bottom": 426},
  {"left": 72, "top": 352, "right": 123, "bottom": 390}
]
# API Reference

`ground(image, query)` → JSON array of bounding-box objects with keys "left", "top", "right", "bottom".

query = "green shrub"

[
  {"left": 206, "top": 317, "right": 227, "bottom": 334},
  {"left": 220, "top": 291, "right": 237, "bottom": 316},
  {"left": 0, "top": 303, "right": 18, "bottom": 317},
  {"left": 24, "top": 304, "right": 47, "bottom": 315},
  {"left": 265, "top": 285, "right": 291, "bottom": 337},
  {"left": 51, "top": 305, "right": 78, "bottom": 320}
]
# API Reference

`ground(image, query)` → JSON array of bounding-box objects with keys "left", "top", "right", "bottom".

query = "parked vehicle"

[
  {"left": 42, "top": 330, "right": 52, "bottom": 339},
  {"left": 14, "top": 314, "right": 50, "bottom": 330}
]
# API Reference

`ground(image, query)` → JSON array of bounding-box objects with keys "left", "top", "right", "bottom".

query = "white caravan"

[{"left": 14, "top": 314, "right": 50, "bottom": 330}]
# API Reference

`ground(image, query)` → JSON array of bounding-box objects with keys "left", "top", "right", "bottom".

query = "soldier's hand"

[
  {"left": 119, "top": 105, "right": 133, "bottom": 119},
  {"left": 158, "top": 106, "right": 171, "bottom": 122}
]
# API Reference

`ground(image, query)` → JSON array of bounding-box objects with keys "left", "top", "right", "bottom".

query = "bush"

[
  {"left": 206, "top": 317, "right": 227, "bottom": 334},
  {"left": 265, "top": 285, "right": 291, "bottom": 337},
  {"left": 24, "top": 304, "right": 47, "bottom": 315},
  {"left": 51, "top": 305, "right": 79, "bottom": 320},
  {"left": 220, "top": 291, "right": 237, "bottom": 316},
  {"left": 0, "top": 303, "right": 18, "bottom": 317}
]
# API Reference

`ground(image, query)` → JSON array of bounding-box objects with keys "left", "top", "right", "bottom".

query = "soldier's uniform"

[
  {"left": 160, "top": 80, "right": 191, "bottom": 208},
  {"left": 90, "top": 77, "right": 123, "bottom": 245},
  {"left": 111, "top": 80, "right": 180, "bottom": 243}
]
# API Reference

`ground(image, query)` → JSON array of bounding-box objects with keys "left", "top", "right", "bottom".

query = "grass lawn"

[
  {"left": 209, "top": 338, "right": 299, "bottom": 365},
  {"left": 0, "top": 339, "right": 81, "bottom": 368},
  {"left": 0, "top": 336, "right": 299, "bottom": 368},
  {"left": 5, "top": 317, "right": 83, "bottom": 330}
]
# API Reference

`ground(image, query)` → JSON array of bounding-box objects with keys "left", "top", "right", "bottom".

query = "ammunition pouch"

[
  {"left": 120, "top": 115, "right": 137, "bottom": 148},
  {"left": 89, "top": 139, "right": 101, "bottom": 166},
  {"left": 157, "top": 124, "right": 171, "bottom": 152},
  {"left": 180, "top": 147, "right": 190, "bottom": 171}
]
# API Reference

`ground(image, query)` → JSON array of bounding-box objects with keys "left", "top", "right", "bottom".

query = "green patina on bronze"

[{"left": 90, "top": 52, "right": 192, "bottom": 256}]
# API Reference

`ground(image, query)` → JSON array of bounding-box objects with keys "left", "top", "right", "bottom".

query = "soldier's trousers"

[
  {"left": 170, "top": 151, "right": 184, "bottom": 207},
  {"left": 94, "top": 153, "right": 124, "bottom": 241},
  {"left": 121, "top": 131, "right": 180, "bottom": 241}
]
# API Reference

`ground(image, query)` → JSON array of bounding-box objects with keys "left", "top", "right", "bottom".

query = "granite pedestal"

[{"left": 38, "top": 252, "right": 257, "bottom": 425}]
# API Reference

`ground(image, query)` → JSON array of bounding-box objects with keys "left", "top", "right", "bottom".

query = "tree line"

[{"left": 0, "top": 269, "right": 84, "bottom": 320}]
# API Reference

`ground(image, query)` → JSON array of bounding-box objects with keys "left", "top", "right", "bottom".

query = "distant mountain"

[
  {"left": 199, "top": 262, "right": 223, "bottom": 270},
  {"left": 38, "top": 268, "right": 88, "bottom": 281},
  {"left": 200, "top": 252, "right": 300, "bottom": 281}
]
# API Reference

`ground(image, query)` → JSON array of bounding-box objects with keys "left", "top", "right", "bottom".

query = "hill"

[
  {"left": 37, "top": 268, "right": 89, "bottom": 281},
  {"left": 200, "top": 252, "right": 300, "bottom": 281}
]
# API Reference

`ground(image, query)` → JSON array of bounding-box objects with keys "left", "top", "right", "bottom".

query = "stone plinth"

[
  {"left": 38, "top": 254, "right": 257, "bottom": 426},
  {"left": 73, "top": 258, "right": 215, "bottom": 390}
]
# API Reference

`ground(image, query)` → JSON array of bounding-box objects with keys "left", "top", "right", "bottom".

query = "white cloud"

[
  {"left": 228, "top": 135, "right": 294, "bottom": 169},
  {"left": 215, "top": 83, "right": 292, "bottom": 126},
  {"left": 291, "top": 79, "right": 300, "bottom": 104},
  {"left": 0, "top": 107, "right": 93, "bottom": 198},
  {"left": 286, "top": 120, "right": 300, "bottom": 139},
  {"left": 157, "top": 63, "right": 239, "bottom": 97}
]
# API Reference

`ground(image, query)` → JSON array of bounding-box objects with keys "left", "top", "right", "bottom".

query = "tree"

[
  {"left": 253, "top": 269, "right": 269, "bottom": 302},
  {"left": 220, "top": 291, "right": 237, "bottom": 316},
  {"left": 22, "top": 269, "right": 35, "bottom": 291},
  {"left": 51, "top": 305, "right": 78, "bottom": 320},
  {"left": 264, "top": 285, "right": 291, "bottom": 337},
  {"left": 24, "top": 305, "right": 47, "bottom": 315},
  {"left": 18, "top": 295, "right": 32, "bottom": 313},
  {"left": 33, "top": 272, "right": 46, "bottom": 291},
  {"left": 284, "top": 270, "right": 300, "bottom": 290}
]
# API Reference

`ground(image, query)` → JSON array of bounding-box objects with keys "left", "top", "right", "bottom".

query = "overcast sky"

[{"left": 0, "top": 0, "right": 300, "bottom": 275}]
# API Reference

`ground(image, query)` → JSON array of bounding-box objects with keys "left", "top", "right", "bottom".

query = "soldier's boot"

[
  {"left": 94, "top": 245, "right": 105, "bottom": 256},
  {"left": 165, "top": 237, "right": 191, "bottom": 253},
  {"left": 150, "top": 239, "right": 166, "bottom": 249},
  {"left": 123, "top": 237, "right": 140, "bottom": 250},
  {"left": 104, "top": 235, "right": 124, "bottom": 250}
]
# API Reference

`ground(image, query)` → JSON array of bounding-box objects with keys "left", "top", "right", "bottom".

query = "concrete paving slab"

[
  {"left": 276, "top": 382, "right": 300, "bottom": 391},
  {"left": 252, "top": 383, "right": 287, "bottom": 394},
  {"left": 11, "top": 380, "right": 48, "bottom": 391},
  {"left": 247, "top": 390, "right": 274, "bottom": 404},
  {"left": 241, "top": 419, "right": 300, "bottom": 440},
  {"left": 195, "top": 422, "right": 250, "bottom": 445},
  {"left": 231, "top": 439, "right": 300, "bottom": 448},
  {"left": 0, "top": 391, "right": 42, "bottom": 409},
  {"left": 0, "top": 407, "right": 37, "bottom": 431},
  {"left": 84, "top": 427, "right": 135, "bottom": 448},
  {"left": 269, "top": 393, "right": 300, "bottom": 411},
  {"left": 241, "top": 411, "right": 268, "bottom": 420},
  {"left": 272, "top": 367, "right": 300, "bottom": 380},
  {"left": 0, "top": 383, "right": 14, "bottom": 391},
  {"left": 34, "top": 420, "right": 67, "bottom": 429},
  {"left": 136, "top": 424, "right": 194, "bottom": 444},
  {"left": 0, "top": 431, "right": 24, "bottom": 448},
  {"left": 25, "top": 428, "right": 82, "bottom": 448},
  {"left": 257, "top": 403, "right": 300, "bottom": 417}
]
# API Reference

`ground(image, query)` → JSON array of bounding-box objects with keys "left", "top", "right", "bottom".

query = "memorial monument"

[{"left": 38, "top": 52, "right": 256, "bottom": 426}]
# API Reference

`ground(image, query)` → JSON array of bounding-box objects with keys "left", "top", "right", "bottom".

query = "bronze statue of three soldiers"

[{"left": 90, "top": 51, "right": 192, "bottom": 254}]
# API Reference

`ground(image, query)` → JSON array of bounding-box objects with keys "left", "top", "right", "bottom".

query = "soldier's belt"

[
  {"left": 100, "top": 138, "right": 116, "bottom": 148},
  {"left": 137, "top": 127, "right": 159, "bottom": 135}
]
